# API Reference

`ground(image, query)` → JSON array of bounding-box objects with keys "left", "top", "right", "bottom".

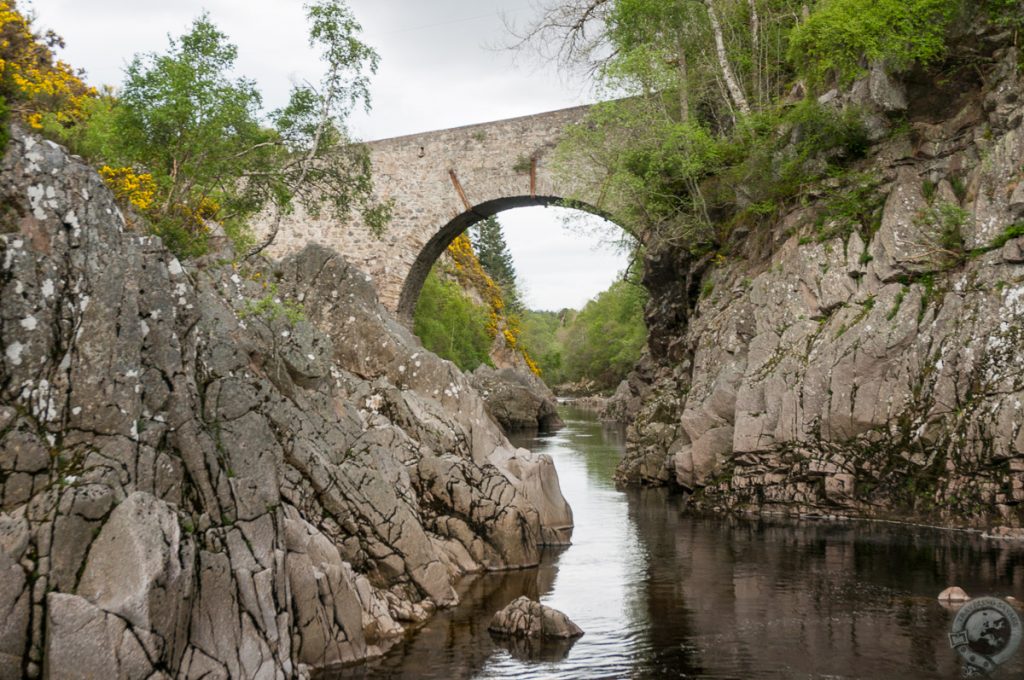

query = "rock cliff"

[
  {"left": 617, "top": 28, "right": 1024, "bottom": 527},
  {"left": 0, "top": 127, "right": 571, "bottom": 678}
]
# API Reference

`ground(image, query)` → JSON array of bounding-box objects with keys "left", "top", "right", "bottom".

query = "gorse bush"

[{"left": 0, "top": 0, "right": 96, "bottom": 131}]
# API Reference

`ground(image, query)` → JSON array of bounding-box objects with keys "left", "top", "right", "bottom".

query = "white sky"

[{"left": 25, "top": 0, "right": 628, "bottom": 310}]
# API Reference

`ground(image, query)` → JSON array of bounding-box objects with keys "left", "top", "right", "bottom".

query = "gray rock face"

[
  {"left": 488, "top": 596, "right": 583, "bottom": 639},
  {"left": 617, "top": 38, "right": 1024, "bottom": 527},
  {"left": 0, "top": 127, "right": 572, "bottom": 677},
  {"left": 469, "top": 365, "right": 563, "bottom": 432}
]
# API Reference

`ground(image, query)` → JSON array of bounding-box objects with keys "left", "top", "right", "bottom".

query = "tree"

[
  {"left": 413, "top": 267, "right": 494, "bottom": 371},
  {"left": 86, "top": 3, "right": 386, "bottom": 258},
  {"left": 788, "top": 0, "right": 961, "bottom": 88},
  {"left": 250, "top": 0, "right": 389, "bottom": 257},
  {"left": 562, "top": 279, "right": 647, "bottom": 388},
  {"left": 505, "top": 0, "right": 615, "bottom": 76},
  {"left": 470, "top": 216, "right": 523, "bottom": 312},
  {"left": 515, "top": 0, "right": 774, "bottom": 127},
  {"left": 112, "top": 15, "right": 275, "bottom": 253}
]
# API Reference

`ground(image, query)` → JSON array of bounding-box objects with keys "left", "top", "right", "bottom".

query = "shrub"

[
  {"left": 789, "top": 0, "right": 961, "bottom": 87},
  {"left": 0, "top": 1, "right": 97, "bottom": 129}
]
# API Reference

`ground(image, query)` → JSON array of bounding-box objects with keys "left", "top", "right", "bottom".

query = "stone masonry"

[{"left": 256, "top": 104, "right": 600, "bottom": 322}]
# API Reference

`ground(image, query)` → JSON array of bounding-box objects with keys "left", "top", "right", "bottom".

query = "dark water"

[{"left": 332, "top": 406, "right": 1024, "bottom": 679}]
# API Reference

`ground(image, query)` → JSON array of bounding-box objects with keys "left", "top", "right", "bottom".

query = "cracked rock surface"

[
  {"left": 0, "top": 127, "right": 572, "bottom": 678},
  {"left": 487, "top": 596, "right": 583, "bottom": 639},
  {"left": 616, "top": 35, "right": 1024, "bottom": 527},
  {"left": 469, "top": 365, "right": 563, "bottom": 433}
]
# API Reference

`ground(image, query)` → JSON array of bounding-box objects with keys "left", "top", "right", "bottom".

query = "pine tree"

[{"left": 470, "top": 216, "right": 522, "bottom": 312}]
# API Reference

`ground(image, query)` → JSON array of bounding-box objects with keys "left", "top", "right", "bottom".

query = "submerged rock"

[
  {"left": 0, "top": 126, "right": 573, "bottom": 677},
  {"left": 488, "top": 596, "right": 583, "bottom": 639}
]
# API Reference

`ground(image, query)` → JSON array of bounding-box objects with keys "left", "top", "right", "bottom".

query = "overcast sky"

[{"left": 26, "top": 0, "right": 628, "bottom": 310}]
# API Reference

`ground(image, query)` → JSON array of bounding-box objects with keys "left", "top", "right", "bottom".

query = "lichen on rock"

[
  {"left": 0, "top": 126, "right": 573, "bottom": 678},
  {"left": 615, "top": 29, "right": 1024, "bottom": 529}
]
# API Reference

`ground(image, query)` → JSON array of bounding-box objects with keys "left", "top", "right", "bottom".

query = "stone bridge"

[{"left": 262, "top": 104, "right": 604, "bottom": 322}]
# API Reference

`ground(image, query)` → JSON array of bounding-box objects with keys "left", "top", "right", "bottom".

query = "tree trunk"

[
  {"left": 676, "top": 42, "right": 690, "bottom": 123},
  {"left": 749, "top": 0, "right": 760, "bottom": 104},
  {"left": 704, "top": 0, "right": 750, "bottom": 116},
  {"left": 247, "top": 79, "right": 338, "bottom": 260}
]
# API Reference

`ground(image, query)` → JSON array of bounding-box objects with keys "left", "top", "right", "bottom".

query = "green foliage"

[
  {"left": 558, "top": 83, "right": 870, "bottom": 254},
  {"left": 262, "top": 0, "right": 387, "bottom": 240},
  {"left": 990, "top": 222, "right": 1024, "bottom": 249},
  {"left": 520, "top": 309, "right": 570, "bottom": 385},
  {"left": 813, "top": 171, "right": 886, "bottom": 242},
  {"left": 239, "top": 283, "right": 306, "bottom": 324},
  {"left": 985, "top": 0, "right": 1024, "bottom": 33},
  {"left": 43, "top": 4, "right": 385, "bottom": 260},
  {"left": 109, "top": 14, "right": 275, "bottom": 254},
  {"left": 915, "top": 201, "right": 968, "bottom": 266},
  {"left": 726, "top": 100, "right": 870, "bottom": 223},
  {"left": 561, "top": 280, "right": 648, "bottom": 390},
  {"left": 413, "top": 268, "right": 494, "bottom": 372},
  {"left": 44, "top": 92, "right": 120, "bottom": 159},
  {"left": 789, "top": 0, "right": 962, "bottom": 87},
  {"left": 470, "top": 216, "right": 522, "bottom": 312},
  {"left": 512, "top": 155, "right": 533, "bottom": 173},
  {"left": 557, "top": 97, "right": 722, "bottom": 246},
  {"left": 516, "top": 278, "right": 648, "bottom": 392},
  {"left": 967, "top": 221, "right": 1024, "bottom": 258},
  {"left": 886, "top": 287, "right": 907, "bottom": 321}
]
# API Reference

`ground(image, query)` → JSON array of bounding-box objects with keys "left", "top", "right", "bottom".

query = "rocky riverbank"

[
  {"left": 0, "top": 127, "right": 572, "bottom": 678},
  {"left": 616, "top": 25, "right": 1024, "bottom": 528}
]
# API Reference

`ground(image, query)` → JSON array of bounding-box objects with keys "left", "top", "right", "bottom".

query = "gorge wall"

[
  {"left": 0, "top": 127, "right": 572, "bottom": 678},
  {"left": 616, "top": 28, "right": 1024, "bottom": 527}
]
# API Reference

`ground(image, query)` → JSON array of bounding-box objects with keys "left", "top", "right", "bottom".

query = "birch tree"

[{"left": 249, "top": 0, "right": 387, "bottom": 258}]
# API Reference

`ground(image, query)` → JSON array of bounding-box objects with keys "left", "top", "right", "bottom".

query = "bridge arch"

[
  {"left": 396, "top": 195, "right": 615, "bottom": 323},
  {"left": 256, "top": 103, "right": 612, "bottom": 321}
]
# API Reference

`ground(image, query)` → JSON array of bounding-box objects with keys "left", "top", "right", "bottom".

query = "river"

[{"left": 329, "top": 405, "right": 1024, "bottom": 679}]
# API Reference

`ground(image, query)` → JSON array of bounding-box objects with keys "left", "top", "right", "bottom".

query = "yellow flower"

[
  {"left": 0, "top": 1, "right": 96, "bottom": 128},
  {"left": 99, "top": 166, "right": 156, "bottom": 212}
]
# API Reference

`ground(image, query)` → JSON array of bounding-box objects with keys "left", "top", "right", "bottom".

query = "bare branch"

[{"left": 503, "top": 0, "right": 615, "bottom": 76}]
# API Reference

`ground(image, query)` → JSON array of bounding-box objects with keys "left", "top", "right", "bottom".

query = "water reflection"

[{"left": 324, "top": 406, "right": 1024, "bottom": 679}]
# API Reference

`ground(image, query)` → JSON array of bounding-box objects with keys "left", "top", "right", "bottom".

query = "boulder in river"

[
  {"left": 938, "top": 587, "right": 971, "bottom": 602},
  {"left": 488, "top": 596, "right": 583, "bottom": 639},
  {"left": 470, "top": 366, "right": 563, "bottom": 433}
]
